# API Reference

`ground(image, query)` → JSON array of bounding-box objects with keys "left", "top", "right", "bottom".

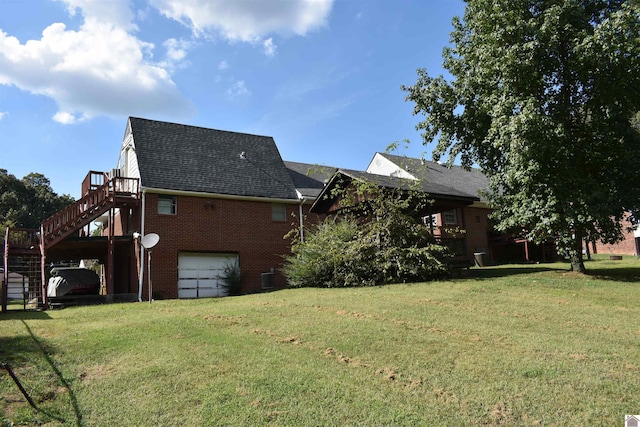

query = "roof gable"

[
  {"left": 128, "top": 117, "right": 298, "bottom": 200},
  {"left": 368, "top": 153, "right": 489, "bottom": 202}
]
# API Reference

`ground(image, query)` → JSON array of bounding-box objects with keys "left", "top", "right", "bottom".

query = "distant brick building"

[{"left": 593, "top": 212, "right": 640, "bottom": 256}]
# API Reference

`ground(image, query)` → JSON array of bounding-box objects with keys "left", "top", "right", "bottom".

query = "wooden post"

[
  {"left": 106, "top": 208, "right": 115, "bottom": 295},
  {"left": 40, "top": 225, "right": 48, "bottom": 309},
  {"left": 2, "top": 228, "right": 8, "bottom": 313},
  {"left": 459, "top": 208, "right": 468, "bottom": 258}
]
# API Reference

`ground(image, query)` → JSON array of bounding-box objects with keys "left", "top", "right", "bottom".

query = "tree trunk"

[
  {"left": 584, "top": 238, "right": 591, "bottom": 260},
  {"left": 570, "top": 252, "right": 586, "bottom": 273},
  {"left": 570, "top": 229, "right": 586, "bottom": 273}
]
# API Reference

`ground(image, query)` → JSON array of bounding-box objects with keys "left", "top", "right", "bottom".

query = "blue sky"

[{"left": 0, "top": 0, "right": 465, "bottom": 199}]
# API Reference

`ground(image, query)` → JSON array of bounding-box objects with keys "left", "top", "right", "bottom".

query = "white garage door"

[{"left": 178, "top": 253, "right": 238, "bottom": 298}]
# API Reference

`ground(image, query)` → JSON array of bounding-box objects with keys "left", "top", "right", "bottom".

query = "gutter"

[
  {"left": 141, "top": 186, "right": 300, "bottom": 204},
  {"left": 137, "top": 189, "right": 146, "bottom": 302}
]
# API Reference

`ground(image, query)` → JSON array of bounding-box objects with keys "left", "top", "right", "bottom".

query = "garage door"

[{"left": 178, "top": 253, "right": 238, "bottom": 298}]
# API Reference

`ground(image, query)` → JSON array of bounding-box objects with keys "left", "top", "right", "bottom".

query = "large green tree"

[
  {"left": 404, "top": 0, "right": 640, "bottom": 272},
  {"left": 0, "top": 169, "right": 74, "bottom": 237}
]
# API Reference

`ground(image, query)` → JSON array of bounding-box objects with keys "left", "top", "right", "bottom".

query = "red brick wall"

[
  {"left": 464, "top": 206, "right": 492, "bottom": 259},
  {"left": 431, "top": 206, "right": 491, "bottom": 261},
  {"left": 595, "top": 227, "right": 639, "bottom": 256},
  {"left": 139, "top": 193, "right": 310, "bottom": 299}
]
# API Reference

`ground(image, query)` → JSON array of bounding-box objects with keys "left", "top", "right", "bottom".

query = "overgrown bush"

[
  {"left": 220, "top": 262, "right": 243, "bottom": 296},
  {"left": 283, "top": 181, "right": 452, "bottom": 287}
]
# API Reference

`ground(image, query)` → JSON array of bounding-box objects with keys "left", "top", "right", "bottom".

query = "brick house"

[
  {"left": 365, "top": 153, "right": 493, "bottom": 262},
  {"left": 108, "top": 117, "right": 312, "bottom": 299},
  {"left": 365, "top": 152, "right": 558, "bottom": 264}
]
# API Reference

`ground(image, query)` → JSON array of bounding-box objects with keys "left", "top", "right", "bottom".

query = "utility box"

[
  {"left": 261, "top": 272, "right": 274, "bottom": 290},
  {"left": 474, "top": 252, "right": 487, "bottom": 267}
]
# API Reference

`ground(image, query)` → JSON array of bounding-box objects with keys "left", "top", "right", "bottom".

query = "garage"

[{"left": 178, "top": 252, "right": 238, "bottom": 298}]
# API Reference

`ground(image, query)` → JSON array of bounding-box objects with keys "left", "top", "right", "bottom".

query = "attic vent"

[{"left": 110, "top": 168, "right": 123, "bottom": 178}]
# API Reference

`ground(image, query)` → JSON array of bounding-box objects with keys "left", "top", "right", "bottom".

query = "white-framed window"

[
  {"left": 158, "top": 195, "right": 177, "bottom": 215},
  {"left": 443, "top": 209, "right": 457, "bottom": 225},
  {"left": 272, "top": 203, "right": 286, "bottom": 222}
]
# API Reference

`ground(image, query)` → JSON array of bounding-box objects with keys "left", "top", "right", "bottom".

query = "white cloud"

[
  {"left": 0, "top": 0, "right": 192, "bottom": 124},
  {"left": 0, "top": 111, "right": 7, "bottom": 120},
  {"left": 57, "top": 0, "right": 137, "bottom": 30},
  {"left": 150, "top": 0, "right": 333, "bottom": 54},
  {"left": 53, "top": 111, "right": 87, "bottom": 125},
  {"left": 226, "top": 80, "right": 250, "bottom": 98},
  {"left": 218, "top": 60, "right": 228, "bottom": 70},
  {"left": 263, "top": 38, "right": 277, "bottom": 57},
  {"left": 161, "top": 38, "right": 192, "bottom": 71},
  {"left": 164, "top": 38, "right": 189, "bottom": 61}
]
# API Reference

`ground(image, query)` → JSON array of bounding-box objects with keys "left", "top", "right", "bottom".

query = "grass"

[{"left": 1, "top": 255, "right": 639, "bottom": 426}]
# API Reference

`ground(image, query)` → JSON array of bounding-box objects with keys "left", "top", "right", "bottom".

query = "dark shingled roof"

[
  {"left": 374, "top": 153, "right": 489, "bottom": 202},
  {"left": 129, "top": 117, "right": 298, "bottom": 200},
  {"left": 340, "top": 169, "right": 478, "bottom": 200},
  {"left": 310, "top": 169, "right": 479, "bottom": 214},
  {"left": 284, "top": 161, "right": 337, "bottom": 199}
]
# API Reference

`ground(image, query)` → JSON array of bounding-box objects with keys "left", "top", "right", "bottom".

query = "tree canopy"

[
  {"left": 403, "top": 0, "right": 640, "bottom": 272},
  {"left": 0, "top": 169, "right": 74, "bottom": 237}
]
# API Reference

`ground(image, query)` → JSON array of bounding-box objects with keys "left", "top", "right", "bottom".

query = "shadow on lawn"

[
  {"left": 584, "top": 265, "right": 640, "bottom": 283},
  {"left": 1, "top": 317, "right": 82, "bottom": 426},
  {"left": 466, "top": 266, "right": 557, "bottom": 280},
  {"left": 0, "top": 312, "right": 52, "bottom": 368},
  {"left": 20, "top": 320, "right": 83, "bottom": 426},
  {"left": 0, "top": 310, "right": 52, "bottom": 321},
  {"left": 466, "top": 260, "right": 640, "bottom": 283}
]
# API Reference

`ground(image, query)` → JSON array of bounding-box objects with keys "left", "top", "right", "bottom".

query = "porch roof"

[{"left": 310, "top": 169, "right": 479, "bottom": 215}]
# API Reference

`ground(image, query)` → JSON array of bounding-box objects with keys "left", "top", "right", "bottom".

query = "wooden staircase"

[
  {"left": 2, "top": 171, "right": 141, "bottom": 311},
  {"left": 41, "top": 171, "right": 140, "bottom": 249},
  {"left": 2, "top": 228, "right": 42, "bottom": 311}
]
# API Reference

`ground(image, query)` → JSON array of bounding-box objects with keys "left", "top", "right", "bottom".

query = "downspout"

[
  {"left": 138, "top": 189, "right": 146, "bottom": 302},
  {"left": 296, "top": 191, "right": 305, "bottom": 242},
  {"left": 299, "top": 199, "right": 305, "bottom": 242}
]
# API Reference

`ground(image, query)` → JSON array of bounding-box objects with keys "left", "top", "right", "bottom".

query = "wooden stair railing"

[{"left": 41, "top": 174, "right": 140, "bottom": 249}]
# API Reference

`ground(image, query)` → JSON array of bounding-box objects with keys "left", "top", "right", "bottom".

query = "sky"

[{"left": 0, "top": 0, "right": 466, "bottom": 199}]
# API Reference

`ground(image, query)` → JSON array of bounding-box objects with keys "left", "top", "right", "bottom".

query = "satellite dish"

[{"left": 140, "top": 233, "right": 160, "bottom": 249}]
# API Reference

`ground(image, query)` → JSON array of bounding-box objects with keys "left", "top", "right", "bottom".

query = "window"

[
  {"left": 443, "top": 209, "right": 457, "bottom": 225},
  {"left": 158, "top": 196, "right": 176, "bottom": 215},
  {"left": 272, "top": 203, "right": 286, "bottom": 222}
]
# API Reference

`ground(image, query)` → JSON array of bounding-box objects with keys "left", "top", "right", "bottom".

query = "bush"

[
  {"left": 220, "top": 262, "right": 243, "bottom": 296},
  {"left": 283, "top": 184, "right": 452, "bottom": 287}
]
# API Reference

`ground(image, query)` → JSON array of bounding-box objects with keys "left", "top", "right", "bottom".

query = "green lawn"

[{"left": 1, "top": 255, "right": 639, "bottom": 426}]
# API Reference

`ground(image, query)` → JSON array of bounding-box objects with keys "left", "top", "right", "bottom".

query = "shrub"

[
  {"left": 283, "top": 183, "right": 452, "bottom": 287},
  {"left": 220, "top": 262, "right": 243, "bottom": 296}
]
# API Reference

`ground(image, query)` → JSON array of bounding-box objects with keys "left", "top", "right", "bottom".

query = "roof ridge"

[{"left": 129, "top": 116, "right": 274, "bottom": 139}]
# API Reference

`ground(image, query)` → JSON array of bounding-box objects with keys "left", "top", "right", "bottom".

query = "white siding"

[
  {"left": 366, "top": 152, "right": 416, "bottom": 180},
  {"left": 117, "top": 127, "right": 140, "bottom": 179}
]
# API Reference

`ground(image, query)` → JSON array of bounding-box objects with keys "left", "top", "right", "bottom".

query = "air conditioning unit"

[
  {"left": 110, "top": 168, "right": 122, "bottom": 178},
  {"left": 261, "top": 272, "right": 274, "bottom": 289}
]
